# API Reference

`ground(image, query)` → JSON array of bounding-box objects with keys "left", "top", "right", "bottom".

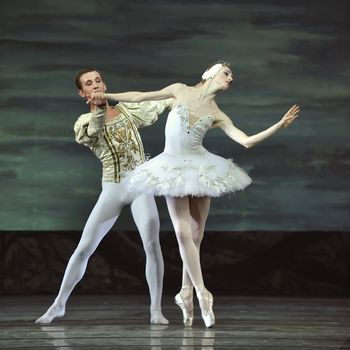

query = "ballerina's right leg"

[
  {"left": 181, "top": 196, "right": 211, "bottom": 286},
  {"left": 35, "top": 182, "right": 126, "bottom": 324},
  {"left": 176, "top": 196, "right": 211, "bottom": 325},
  {"left": 166, "top": 196, "right": 214, "bottom": 327},
  {"left": 165, "top": 196, "right": 204, "bottom": 287}
]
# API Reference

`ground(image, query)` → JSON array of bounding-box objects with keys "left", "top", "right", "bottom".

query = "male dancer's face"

[{"left": 78, "top": 71, "right": 107, "bottom": 101}]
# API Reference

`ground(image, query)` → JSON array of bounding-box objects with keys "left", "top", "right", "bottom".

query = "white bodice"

[{"left": 164, "top": 104, "right": 215, "bottom": 156}]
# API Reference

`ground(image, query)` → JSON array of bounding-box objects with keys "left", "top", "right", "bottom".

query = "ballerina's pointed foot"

[
  {"left": 35, "top": 303, "right": 65, "bottom": 324},
  {"left": 150, "top": 310, "right": 169, "bottom": 325},
  {"left": 174, "top": 288, "right": 194, "bottom": 327},
  {"left": 196, "top": 287, "right": 215, "bottom": 328}
]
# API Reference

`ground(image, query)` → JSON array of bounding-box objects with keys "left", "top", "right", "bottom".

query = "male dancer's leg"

[
  {"left": 35, "top": 182, "right": 127, "bottom": 324},
  {"left": 130, "top": 193, "right": 168, "bottom": 325}
]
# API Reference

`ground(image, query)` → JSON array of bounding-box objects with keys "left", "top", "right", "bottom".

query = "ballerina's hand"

[
  {"left": 279, "top": 104, "right": 300, "bottom": 128},
  {"left": 86, "top": 92, "right": 106, "bottom": 105}
]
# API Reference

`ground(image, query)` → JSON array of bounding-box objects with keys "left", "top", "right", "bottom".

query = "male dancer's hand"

[{"left": 88, "top": 92, "right": 106, "bottom": 107}]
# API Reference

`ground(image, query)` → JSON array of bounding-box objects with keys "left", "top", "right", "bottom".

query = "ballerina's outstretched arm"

[
  {"left": 214, "top": 104, "right": 300, "bottom": 148},
  {"left": 88, "top": 83, "right": 183, "bottom": 104}
]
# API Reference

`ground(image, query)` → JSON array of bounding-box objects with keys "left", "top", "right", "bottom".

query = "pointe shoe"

[
  {"left": 196, "top": 287, "right": 215, "bottom": 328},
  {"left": 174, "top": 290, "right": 194, "bottom": 327}
]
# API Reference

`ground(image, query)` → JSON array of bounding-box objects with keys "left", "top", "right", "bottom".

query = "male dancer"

[{"left": 35, "top": 67, "right": 172, "bottom": 325}]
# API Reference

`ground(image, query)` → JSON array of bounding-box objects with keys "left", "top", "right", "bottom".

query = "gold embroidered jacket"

[{"left": 74, "top": 100, "right": 172, "bottom": 182}]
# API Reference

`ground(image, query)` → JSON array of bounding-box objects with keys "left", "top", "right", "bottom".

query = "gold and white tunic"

[{"left": 74, "top": 100, "right": 172, "bottom": 182}]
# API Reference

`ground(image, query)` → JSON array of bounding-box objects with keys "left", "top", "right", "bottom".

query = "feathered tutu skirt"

[{"left": 126, "top": 149, "right": 252, "bottom": 197}]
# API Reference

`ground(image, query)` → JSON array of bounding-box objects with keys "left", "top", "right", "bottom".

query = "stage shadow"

[
  {"left": 39, "top": 326, "right": 72, "bottom": 350},
  {"left": 39, "top": 324, "right": 216, "bottom": 349}
]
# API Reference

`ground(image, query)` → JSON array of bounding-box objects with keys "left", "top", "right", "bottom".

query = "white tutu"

[
  {"left": 127, "top": 150, "right": 251, "bottom": 197},
  {"left": 126, "top": 103, "right": 252, "bottom": 197}
]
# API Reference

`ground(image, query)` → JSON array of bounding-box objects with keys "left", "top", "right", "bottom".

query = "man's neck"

[{"left": 105, "top": 105, "right": 122, "bottom": 122}]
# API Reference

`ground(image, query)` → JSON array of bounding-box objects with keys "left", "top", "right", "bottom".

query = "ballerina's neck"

[{"left": 192, "top": 83, "right": 217, "bottom": 101}]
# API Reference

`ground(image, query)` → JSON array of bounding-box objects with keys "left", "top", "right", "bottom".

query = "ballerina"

[{"left": 89, "top": 62, "right": 300, "bottom": 327}]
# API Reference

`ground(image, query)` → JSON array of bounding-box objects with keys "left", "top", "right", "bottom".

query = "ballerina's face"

[{"left": 213, "top": 66, "right": 234, "bottom": 90}]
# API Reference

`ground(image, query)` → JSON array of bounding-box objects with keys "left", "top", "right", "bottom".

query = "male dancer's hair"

[{"left": 75, "top": 67, "right": 104, "bottom": 89}]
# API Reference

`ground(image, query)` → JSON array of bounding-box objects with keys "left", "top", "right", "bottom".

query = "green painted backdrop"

[{"left": 1, "top": 0, "right": 349, "bottom": 231}]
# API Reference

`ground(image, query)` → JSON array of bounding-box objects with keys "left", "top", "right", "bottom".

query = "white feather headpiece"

[{"left": 201, "top": 63, "right": 223, "bottom": 80}]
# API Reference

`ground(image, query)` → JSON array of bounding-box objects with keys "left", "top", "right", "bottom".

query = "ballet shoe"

[
  {"left": 35, "top": 303, "right": 65, "bottom": 324},
  {"left": 150, "top": 310, "right": 169, "bottom": 325},
  {"left": 174, "top": 289, "right": 194, "bottom": 327},
  {"left": 196, "top": 287, "right": 215, "bottom": 328}
]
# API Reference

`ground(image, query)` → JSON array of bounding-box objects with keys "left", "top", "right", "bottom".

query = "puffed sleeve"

[
  {"left": 117, "top": 98, "right": 173, "bottom": 129},
  {"left": 73, "top": 107, "right": 106, "bottom": 147}
]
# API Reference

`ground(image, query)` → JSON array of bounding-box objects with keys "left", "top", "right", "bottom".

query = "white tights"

[{"left": 36, "top": 181, "right": 167, "bottom": 324}]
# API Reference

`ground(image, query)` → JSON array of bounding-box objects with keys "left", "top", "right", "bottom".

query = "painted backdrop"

[{"left": 1, "top": 0, "right": 349, "bottom": 231}]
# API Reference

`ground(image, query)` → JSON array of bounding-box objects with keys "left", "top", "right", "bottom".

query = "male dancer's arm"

[{"left": 74, "top": 106, "right": 106, "bottom": 147}]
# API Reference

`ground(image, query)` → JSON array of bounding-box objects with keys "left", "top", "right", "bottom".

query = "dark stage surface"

[
  {"left": 1, "top": 231, "right": 350, "bottom": 297},
  {"left": 1, "top": 231, "right": 350, "bottom": 348},
  {"left": 1, "top": 295, "right": 350, "bottom": 349}
]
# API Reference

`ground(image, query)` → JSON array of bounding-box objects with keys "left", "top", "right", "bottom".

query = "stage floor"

[{"left": 0, "top": 295, "right": 349, "bottom": 349}]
